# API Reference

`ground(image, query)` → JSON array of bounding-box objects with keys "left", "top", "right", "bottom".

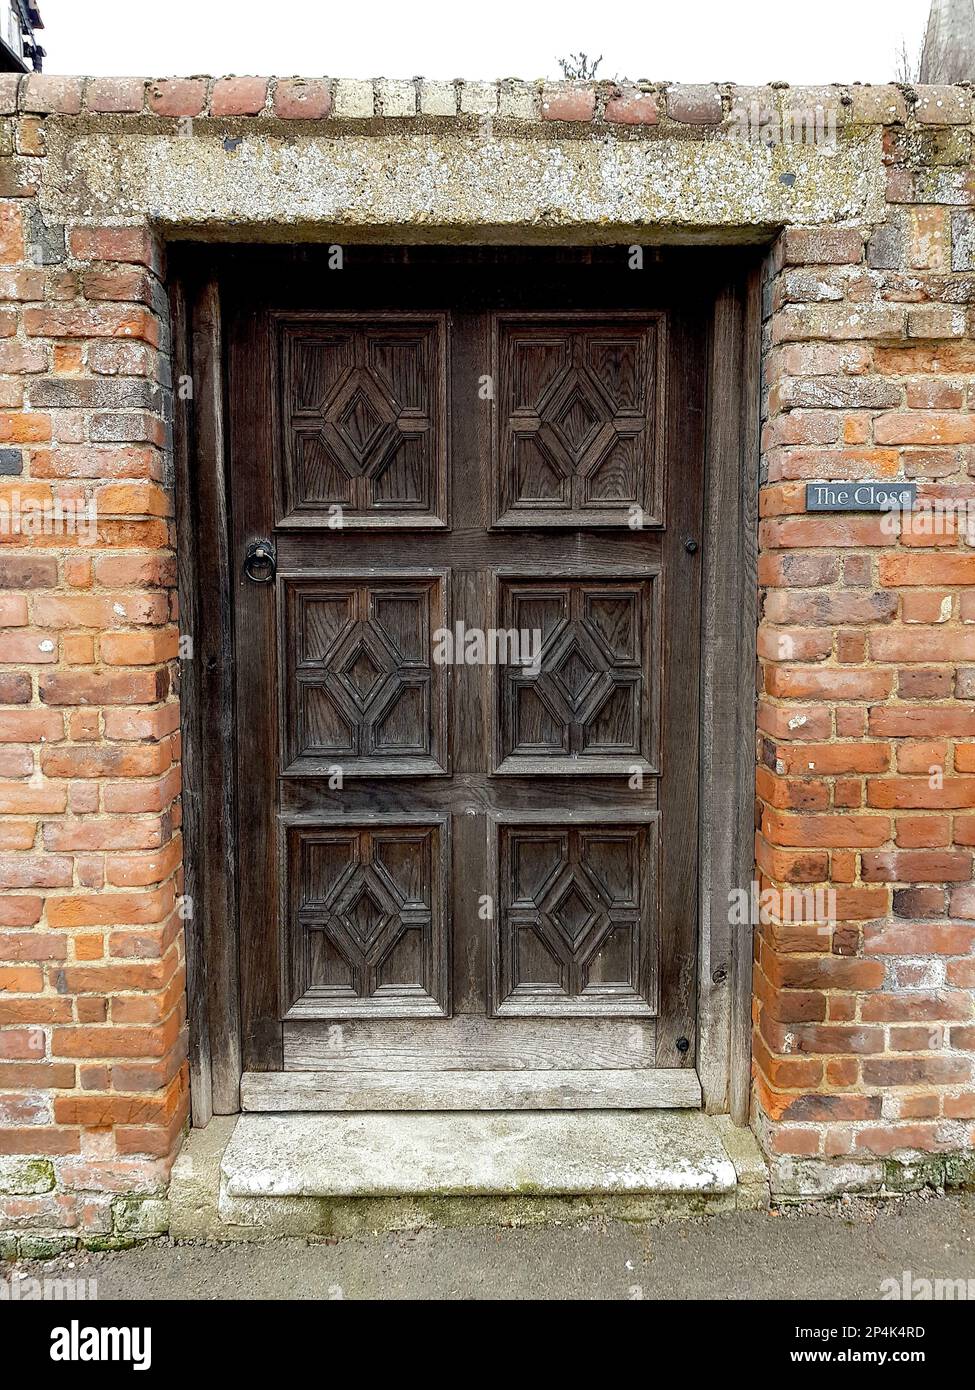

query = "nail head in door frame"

[{"left": 170, "top": 244, "right": 761, "bottom": 1127}]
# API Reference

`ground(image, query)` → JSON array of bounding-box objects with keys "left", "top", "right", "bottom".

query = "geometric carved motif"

[
  {"left": 291, "top": 823, "right": 447, "bottom": 1017},
  {"left": 496, "top": 823, "right": 655, "bottom": 1015},
  {"left": 283, "top": 578, "right": 445, "bottom": 776},
  {"left": 496, "top": 318, "right": 662, "bottom": 527},
  {"left": 278, "top": 317, "right": 446, "bottom": 525},
  {"left": 498, "top": 579, "right": 656, "bottom": 774}
]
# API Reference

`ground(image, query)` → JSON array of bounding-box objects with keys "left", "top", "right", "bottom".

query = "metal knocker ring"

[{"left": 243, "top": 538, "right": 276, "bottom": 585}]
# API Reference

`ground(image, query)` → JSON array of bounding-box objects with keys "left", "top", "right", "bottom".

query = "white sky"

[{"left": 38, "top": 0, "right": 935, "bottom": 84}]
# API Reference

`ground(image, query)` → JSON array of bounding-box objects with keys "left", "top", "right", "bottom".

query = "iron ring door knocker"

[{"left": 243, "top": 538, "right": 276, "bottom": 584}]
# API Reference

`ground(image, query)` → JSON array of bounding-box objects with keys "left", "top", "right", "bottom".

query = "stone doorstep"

[{"left": 169, "top": 1111, "right": 769, "bottom": 1241}]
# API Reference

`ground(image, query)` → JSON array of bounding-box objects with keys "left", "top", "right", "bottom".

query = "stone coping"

[{"left": 1, "top": 73, "right": 973, "bottom": 128}]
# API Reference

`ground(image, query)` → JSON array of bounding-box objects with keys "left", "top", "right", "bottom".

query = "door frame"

[{"left": 169, "top": 243, "right": 762, "bottom": 1127}]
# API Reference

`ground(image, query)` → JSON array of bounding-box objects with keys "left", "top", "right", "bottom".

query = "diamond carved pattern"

[
  {"left": 279, "top": 318, "right": 447, "bottom": 525},
  {"left": 329, "top": 370, "right": 398, "bottom": 475},
  {"left": 290, "top": 823, "right": 448, "bottom": 1017},
  {"left": 284, "top": 578, "right": 446, "bottom": 776},
  {"left": 498, "top": 578, "right": 657, "bottom": 774},
  {"left": 495, "top": 318, "right": 663, "bottom": 527},
  {"left": 496, "top": 823, "right": 656, "bottom": 1015}
]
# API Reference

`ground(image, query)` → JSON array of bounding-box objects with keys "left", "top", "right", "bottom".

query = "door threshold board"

[{"left": 240, "top": 1068, "right": 701, "bottom": 1112}]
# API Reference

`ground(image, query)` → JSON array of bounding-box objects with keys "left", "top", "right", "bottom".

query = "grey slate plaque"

[{"left": 805, "top": 481, "right": 916, "bottom": 512}]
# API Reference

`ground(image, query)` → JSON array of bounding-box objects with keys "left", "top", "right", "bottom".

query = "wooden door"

[{"left": 226, "top": 249, "right": 708, "bottom": 1110}]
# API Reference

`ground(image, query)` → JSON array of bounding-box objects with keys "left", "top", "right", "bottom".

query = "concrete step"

[
  {"left": 170, "top": 1111, "right": 768, "bottom": 1240},
  {"left": 223, "top": 1110, "right": 736, "bottom": 1198}
]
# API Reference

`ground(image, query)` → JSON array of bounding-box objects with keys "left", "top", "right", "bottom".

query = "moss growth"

[
  {"left": 16, "top": 1235, "right": 75, "bottom": 1260},
  {"left": 112, "top": 1196, "right": 170, "bottom": 1237},
  {"left": 944, "top": 1155, "right": 975, "bottom": 1192},
  {"left": 883, "top": 1156, "right": 946, "bottom": 1194},
  {"left": 80, "top": 1235, "right": 141, "bottom": 1253},
  {"left": 0, "top": 1157, "right": 55, "bottom": 1196}
]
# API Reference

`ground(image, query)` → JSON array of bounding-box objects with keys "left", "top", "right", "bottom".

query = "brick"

[
  {"left": 0, "top": 821, "right": 37, "bottom": 850},
  {"left": 782, "top": 228, "right": 863, "bottom": 265},
  {"left": 32, "top": 592, "right": 169, "bottom": 628},
  {"left": 541, "top": 88, "right": 595, "bottom": 122},
  {"left": 54, "top": 1092, "right": 178, "bottom": 1127},
  {"left": 24, "top": 306, "right": 159, "bottom": 346},
  {"left": 855, "top": 1125, "right": 944, "bottom": 1155},
  {"left": 0, "top": 1127, "right": 80, "bottom": 1156},
  {"left": 81, "top": 266, "right": 153, "bottom": 304},
  {"left": 41, "top": 744, "right": 171, "bottom": 780},
  {"left": 763, "top": 590, "right": 896, "bottom": 626},
  {"left": 892, "top": 886, "right": 947, "bottom": 918},
  {"left": 0, "top": 894, "right": 42, "bottom": 927},
  {"left": 94, "top": 481, "right": 171, "bottom": 517},
  {"left": 666, "top": 84, "right": 721, "bottom": 124},
  {"left": 22, "top": 76, "right": 83, "bottom": 115},
  {"left": 604, "top": 91, "right": 659, "bottom": 125},
  {"left": 867, "top": 995, "right": 968, "bottom": 1028},
  {"left": 498, "top": 82, "right": 539, "bottom": 120},
  {"left": 774, "top": 743, "right": 890, "bottom": 776},
  {"left": 47, "top": 884, "right": 174, "bottom": 929},
  {"left": 147, "top": 79, "right": 208, "bottom": 118},
  {"left": 459, "top": 82, "right": 497, "bottom": 117},
  {"left": 875, "top": 412, "right": 975, "bottom": 445},
  {"left": 861, "top": 849, "right": 972, "bottom": 882},
  {"left": 89, "top": 410, "right": 164, "bottom": 444},
  {"left": 761, "top": 515, "right": 890, "bottom": 548},
  {"left": 331, "top": 79, "right": 374, "bottom": 118},
  {"left": 0, "top": 205, "right": 24, "bottom": 264},
  {"left": 32, "top": 446, "right": 161, "bottom": 481},
  {"left": 863, "top": 1056, "right": 970, "bottom": 1087},
  {"left": 0, "top": 996, "right": 71, "bottom": 1024},
  {"left": 116, "top": 1101, "right": 189, "bottom": 1158},
  {"left": 84, "top": 78, "right": 145, "bottom": 114},
  {"left": 762, "top": 1019, "right": 883, "bottom": 1055},
  {"left": 880, "top": 553, "right": 975, "bottom": 586},
  {"left": 765, "top": 667, "right": 891, "bottom": 701},
  {"left": 897, "top": 814, "right": 950, "bottom": 847},
  {"left": 376, "top": 80, "right": 416, "bottom": 119},
  {"left": 417, "top": 81, "right": 456, "bottom": 117},
  {"left": 0, "top": 1062, "right": 73, "bottom": 1087},
  {"left": 914, "top": 87, "right": 972, "bottom": 124},
  {"left": 100, "top": 630, "right": 178, "bottom": 666},
  {"left": 43, "top": 818, "right": 167, "bottom": 854},
  {"left": 51, "top": 1016, "right": 180, "bottom": 1059},
  {"left": 0, "top": 411, "right": 50, "bottom": 442},
  {"left": 67, "top": 226, "right": 157, "bottom": 268},
  {"left": 763, "top": 810, "right": 891, "bottom": 848},
  {"left": 867, "top": 778, "right": 975, "bottom": 810},
  {"left": 906, "top": 305, "right": 967, "bottom": 339},
  {"left": 873, "top": 629, "right": 975, "bottom": 662},
  {"left": 272, "top": 78, "right": 331, "bottom": 120},
  {"left": 211, "top": 77, "right": 268, "bottom": 117},
  {"left": 40, "top": 670, "right": 166, "bottom": 707},
  {"left": 849, "top": 85, "right": 908, "bottom": 124},
  {"left": 88, "top": 341, "right": 153, "bottom": 376},
  {"left": 772, "top": 304, "right": 905, "bottom": 342}
]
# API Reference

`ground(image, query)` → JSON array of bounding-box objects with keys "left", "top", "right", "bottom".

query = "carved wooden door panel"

[{"left": 228, "top": 250, "right": 707, "bottom": 1110}]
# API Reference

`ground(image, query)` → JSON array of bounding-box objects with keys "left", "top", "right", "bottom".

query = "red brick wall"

[
  {"left": 0, "top": 98, "right": 185, "bottom": 1243},
  {"left": 756, "top": 185, "right": 975, "bottom": 1183}
]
